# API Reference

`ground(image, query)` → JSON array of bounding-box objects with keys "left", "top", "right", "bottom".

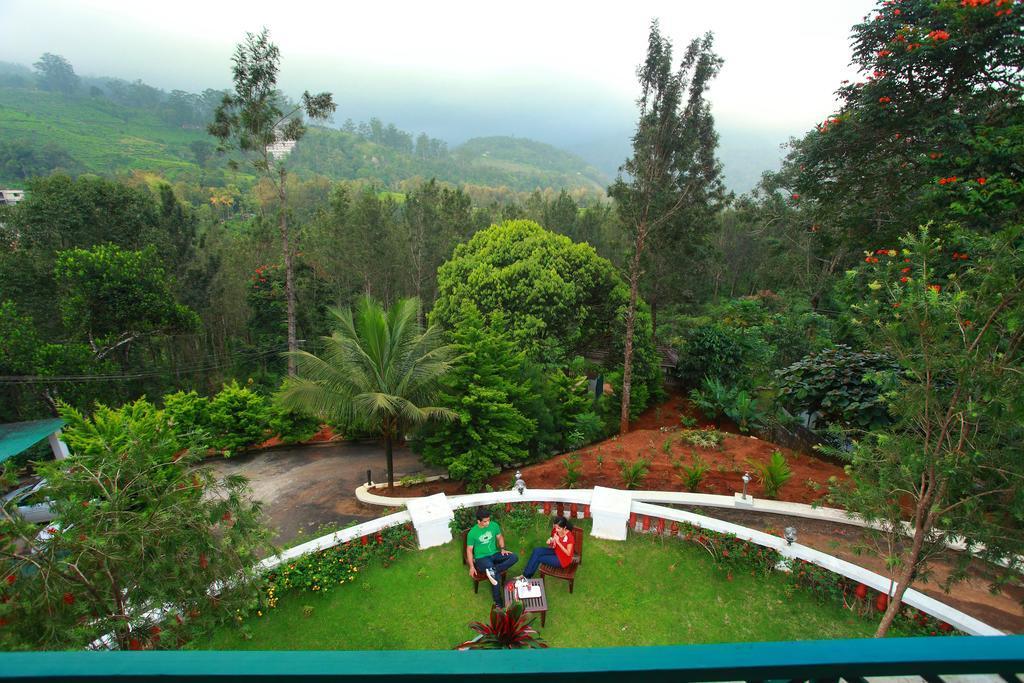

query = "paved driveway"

[{"left": 208, "top": 442, "right": 443, "bottom": 545}]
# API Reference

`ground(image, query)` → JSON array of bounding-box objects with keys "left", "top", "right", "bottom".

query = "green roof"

[{"left": 0, "top": 418, "right": 65, "bottom": 463}]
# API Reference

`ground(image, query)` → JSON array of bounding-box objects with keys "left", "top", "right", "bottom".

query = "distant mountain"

[
  {"left": 452, "top": 136, "right": 608, "bottom": 192},
  {"left": 0, "top": 82, "right": 609, "bottom": 194}
]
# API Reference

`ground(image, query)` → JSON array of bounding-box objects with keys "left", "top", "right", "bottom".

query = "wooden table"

[{"left": 504, "top": 578, "right": 548, "bottom": 627}]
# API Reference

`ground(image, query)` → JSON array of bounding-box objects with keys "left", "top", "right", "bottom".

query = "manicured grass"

[{"left": 199, "top": 515, "right": 887, "bottom": 650}]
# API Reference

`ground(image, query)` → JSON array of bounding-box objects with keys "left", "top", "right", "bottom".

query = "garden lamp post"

[
  {"left": 514, "top": 470, "right": 526, "bottom": 495},
  {"left": 784, "top": 527, "right": 797, "bottom": 545},
  {"left": 741, "top": 472, "right": 751, "bottom": 500}
]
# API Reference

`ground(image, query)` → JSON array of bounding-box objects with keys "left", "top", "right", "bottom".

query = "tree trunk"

[
  {"left": 279, "top": 167, "right": 298, "bottom": 376},
  {"left": 619, "top": 248, "right": 643, "bottom": 435},
  {"left": 384, "top": 424, "right": 395, "bottom": 489},
  {"left": 874, "top": 494, "right": 932, "bottom": 637}
]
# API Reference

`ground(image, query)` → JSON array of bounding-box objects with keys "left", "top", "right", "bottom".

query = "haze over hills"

[{"left": 0, "top": 59, "right": 787, "bottom": 194}]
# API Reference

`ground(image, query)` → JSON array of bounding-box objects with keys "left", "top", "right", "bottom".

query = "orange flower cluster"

[
  {"left": 937, "top": 176, "right": 958, "bottom": 185},
  {"left": 995, "top": 8, "right": 1012, "bottom": 16},
  {"left": 928, "top": 284, "right": 942, "bottom": 293},
  {"left": 907, "top": 42, "right": 924, "bottom": 50},
  {"left": 960, "top": 0, "right": 991, "bottom": 6},
  {"left": 928, "top": 152, "right": 943, "bottom": 159},
  {"left": 977, "top": 177, "right": 987, "bottom": 184},
  {"left": 817, "top": 116, "right": 842, "bottom": 133},
  {"left": 879, "top": 96, "right": 892, "bottom": 103},
  {"left": 951, "top": 251, "right": 970, "bottom": 261},
  {"left": 877, "top": 49, "right": 893, "bottom": 57},
  {"left": 928, "top": 29, "right": 950, "bottom": 41}
]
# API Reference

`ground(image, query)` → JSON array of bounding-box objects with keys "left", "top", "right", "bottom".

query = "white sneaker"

[{"left": 484, "top": 568, "right": 498, "bottom": 586}]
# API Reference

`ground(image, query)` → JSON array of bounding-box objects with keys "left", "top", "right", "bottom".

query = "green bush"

[
  {"left": 268, "top": 403, "right": 321, "bottom": 445},
  {"left": 208, "top": 380, "right": 271, "bottom": 454},
  {"left": 724, "top": 390, "right": 769, "bottom": 434},
  {"left": 161, "top": 390, "right": 210, "bottom": 439},
  {"left": 689, "top": 377, "right": 735, "bottom": 420},
  {"left": 775, "top": 345, "right": 897, "bottom": 430},
  {"left": 672, "top": 321, "right": 765, "bottom": 388},
  {"left": 748, "top": 450, "right": 792, "bottom": 499}
]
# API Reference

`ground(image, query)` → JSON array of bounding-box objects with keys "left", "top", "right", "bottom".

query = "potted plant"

[{"left": 455, "top": 601, "right": 547, "bottom": 650}]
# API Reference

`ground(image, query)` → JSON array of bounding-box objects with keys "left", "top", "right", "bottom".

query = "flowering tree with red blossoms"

[
  {"left": 786, "top": 0, "right": 1023, "bottom": 255},
  {"left": 0, "top": 400, "right": 272, "bottom": 649},
  {"left": 830, "top": 226, "right": 1024, "bottom": 637}
]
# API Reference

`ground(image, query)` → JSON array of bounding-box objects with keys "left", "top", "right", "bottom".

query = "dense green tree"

[
  {"left": 418, "top": 304, "right": 536, "bottom": 490},
  {"left": 609, "top": 22, "right": 724, "bottom": 433},
  {"left": 831, "top": 227, "right": 1024, "bottom": 637},
  {"left": 209, "top": 27, "right": 336, "bottom": 375},
  {"left": 401, "top": 179, "right": 473, "bottom": 310},
  {"left": 0, "top": 399, "right": 272, "bottom": 650},
  {"left": 32, "top": 53, "right": 79, "bottom": 95},
  {"left": 54, "top": 244, "right": 199, "bottom": 360},
  {"left": 788, "top": 0, "right": 1024, "bottom": 255},
  {"left": 279, "top": 297, "right": 455, "bottom": 487}
]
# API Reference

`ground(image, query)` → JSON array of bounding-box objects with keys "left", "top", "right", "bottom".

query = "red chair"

[{"left": 539, "top": 526, "right": 584, "bottom": 593}]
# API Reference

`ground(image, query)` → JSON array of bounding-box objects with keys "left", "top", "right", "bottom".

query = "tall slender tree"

[
  {"left": 609, "top": 21, "right": 724, "bottom": 433},
  {"left": 209, "top": 28, "right": 335, "bottom": 376}
]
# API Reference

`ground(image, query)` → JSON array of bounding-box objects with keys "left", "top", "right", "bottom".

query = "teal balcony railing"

[{"left": 1, "top": 636, "right": 1022, "bottom": 682}]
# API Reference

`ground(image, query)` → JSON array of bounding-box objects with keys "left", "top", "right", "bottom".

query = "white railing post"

[
  {"left": 589, "top": 486, "right": 632, "bottom": 540},
  {"left": 406, "top": 493, "right": 454, "bottom": 549}
]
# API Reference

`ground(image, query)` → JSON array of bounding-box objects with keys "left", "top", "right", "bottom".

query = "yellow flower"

[
  {"left": 886, "top": 250, "right": 897, "bottom": 256},
  {"left": 868, "top": 280, "right": 882, "bottom": 291},
  {"left": 257, "top": 611, "right": 263, "bottom": 617}
]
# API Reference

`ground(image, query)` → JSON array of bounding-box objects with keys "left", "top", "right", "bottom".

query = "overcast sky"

[{"left": 0, "top": 0, "right": 877, "bottom": 188}]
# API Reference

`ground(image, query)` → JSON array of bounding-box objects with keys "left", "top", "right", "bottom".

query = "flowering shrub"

[{"left": 262, "top": 524, "right": 416, "bottom": 609}]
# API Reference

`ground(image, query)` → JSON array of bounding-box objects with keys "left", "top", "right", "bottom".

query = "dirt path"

[{"left": 208, "top": 441, "right": 444, "bottom": 545}]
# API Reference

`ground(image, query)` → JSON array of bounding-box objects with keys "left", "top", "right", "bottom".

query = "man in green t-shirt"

[{"left": 466, "top": 506, "right": 519, "bottom": 607}]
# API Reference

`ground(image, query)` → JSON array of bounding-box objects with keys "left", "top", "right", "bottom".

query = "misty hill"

[
  {"left": 0, "top": 75, "right": 608, "bottom": 194},
  {"left": 452, "top": 137, "right": 607, "bottom": 192}
]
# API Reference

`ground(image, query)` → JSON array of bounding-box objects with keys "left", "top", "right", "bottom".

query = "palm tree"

[{"left": 279, "top": 296, "right": 456, "bottom": 487}]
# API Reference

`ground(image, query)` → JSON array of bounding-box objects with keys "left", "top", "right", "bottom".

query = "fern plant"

[
  {"left": 748, "top": 450, "right": 792, "bottom": 499},
  {"left": 674, "top": 452, "right": 710, "bottom": 492},
  {"left": 617, "top": 457, "right": 650, "bottom": 489},
  {"left": 560, "top": 453, "right": 582, "bottom": 489}
]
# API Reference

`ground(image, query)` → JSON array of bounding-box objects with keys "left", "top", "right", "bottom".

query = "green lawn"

[{"left": 198, "top": 515, "right": 889, "bottom": 650}]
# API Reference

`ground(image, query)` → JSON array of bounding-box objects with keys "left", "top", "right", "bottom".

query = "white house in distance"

[{"left": 0, "top": 189, "right": 25, "bottom": 205}]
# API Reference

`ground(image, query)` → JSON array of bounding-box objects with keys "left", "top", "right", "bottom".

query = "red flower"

[
  {"left": 928, "top": 30, "right": 950, "bottom": 41},
  {"left": 221, "top": 511, "right": 232, "bottom": 522},
  {"left": 900, "top": 276, "right": 909, "bottom": 283},
  {"left": 977, "top": 177, "right": 986, "bottom": 185},
  {"left": 149, "top": 626, "right": 162, "bottom": 635},
  {"left": 0, "top": 617, "right": 8, "bottom": 628},
  {"left": 81, "top": 500, "right": 89, "bottom": 507},
  {"left": 5, "top": 575, "right": 14, "bottom": 586},
  {"left": 876, "top": 593, "right": 889, "bottom": 612},
  {"left": 929, "top": 284, "right": 941, "bottom": 293},
  {"left": 939, "top": 622, "right": 953, "bottom": 633},
  {"left": 901, "top": 267, "right": 911, "bottom": 273},
  {"left": 877, "top": 49, "right": 892, "bottom": 57},
  {"left": 63, "top": 592, "right": 75, "bottom": 605},
  {"left": 893, "top": 8, "right": 901, "bottom": 14},
  {"left": 964, "top": 320, "right": 973, "bottom": 327},
  {"left": 128, "top": 638, "right": 142, "bottom": 651},
  {"left": 908, "top": 42, "right": 923, "bottom": 50},
  {"left": 895, "top": 34, "right": 906, "bottom": 42},
  {"left": 791, "top": 193, "right": 800, "bottom": 200},
  {"left": 879, "top": 96, "right": 892, "bottom": 103},
  {"left": 928, "top": 152, "right": 942, "bottom": 159},
  {"left": 854, "top": 583, "right": 868, "bottom": 599}
]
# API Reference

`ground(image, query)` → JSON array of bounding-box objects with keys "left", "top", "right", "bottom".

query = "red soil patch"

[{"left": 387, "top": 394, "right": 846, "bottom": 504}]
